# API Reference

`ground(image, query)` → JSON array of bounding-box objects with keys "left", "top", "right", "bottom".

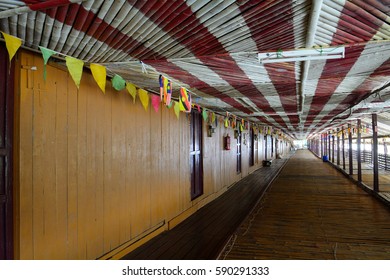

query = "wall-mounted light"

[{"left": 258, "top": 46, "right": 345, "bottom": 64}]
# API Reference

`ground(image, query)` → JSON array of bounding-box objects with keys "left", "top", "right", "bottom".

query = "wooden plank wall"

[{"left": 13, "top": 51, "right": 290, "bottom": 259}]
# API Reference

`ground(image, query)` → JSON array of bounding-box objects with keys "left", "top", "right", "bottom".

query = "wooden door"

[
  {"left": 0, "top": 44, "right": 14, "bottom": 259},
  {"left": 190, "top": 111, "right": 203, "bottom": 200}
]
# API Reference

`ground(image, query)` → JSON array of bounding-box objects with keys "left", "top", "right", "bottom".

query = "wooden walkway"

[
  {"left": 221, "top": 150, "right": 390, "bottom": 260},
  {"left": 120, "top": 156, "right": 289, "bottom": 260}
]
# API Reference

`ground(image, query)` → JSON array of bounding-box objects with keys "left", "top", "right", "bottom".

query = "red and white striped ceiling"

[{"left": 1, "top": 0, "right": 390, "bottom": 139}]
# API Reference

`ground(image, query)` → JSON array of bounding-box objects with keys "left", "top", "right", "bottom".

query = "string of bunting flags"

[{"left": 1, "top": 31, "right": 290, "bottom": 141}]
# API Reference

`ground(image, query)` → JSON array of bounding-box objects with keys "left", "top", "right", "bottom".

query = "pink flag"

[{"left": 151, "top": 94, "right": 160, "bottom": 113}]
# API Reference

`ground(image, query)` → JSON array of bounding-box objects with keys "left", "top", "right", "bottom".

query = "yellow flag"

[
  {"left": 1, "top": 32, "right": 22, "bottom": 62},
  {"left": 126, "top": 82, "right": 137, "bottom": 103},
  {"left": 174, "top": 101, "right": 180, "bottom": 119},
  {"left": 66, "top": 56, "right": 84, "bottom": 89},
  {"left": 138, "top": 88, "right": 149, "bottom": 111},
  {"left": 90, "top": 63, "right": 106, "bottom": 94}
]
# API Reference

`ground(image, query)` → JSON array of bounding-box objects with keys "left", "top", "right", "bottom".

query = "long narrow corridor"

[{"left": 222, "top": 150, "right": 390, "bottom": 259}]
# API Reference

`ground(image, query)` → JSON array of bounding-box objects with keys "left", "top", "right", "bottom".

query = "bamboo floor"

[
  {"left": 120, "top": 156, "right": 290, "bottom": 259},
  {"left": 222, "top": 149, "right": 390, "bottom": 260}
]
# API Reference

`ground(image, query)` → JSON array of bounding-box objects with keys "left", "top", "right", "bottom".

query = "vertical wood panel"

[
  {"left": 75, "top": 72, "right": 87, "bottom": 259},
  {"left": 18, "top": 53, "right": 34, "bottom": 259},
  {"left": 125, "top": 97, "right": 136, "bottom": 241},
  {"left": 103, "top": 86, "right": 113, "bottom": 253},
  {"left": 150, "top": 102, "right": 164, "bottom": 225},
  {"left": 116, "top": 89, "right": 130, "bottom": 245},
  {"left": 53, "top": 64, "right": 69, "bottom": 259},
  {"left": 33, "top": 57, "right": 58, "bottom": 259},
  {"left": 66, "top": 66, "right": 78, "bottom": 259}
]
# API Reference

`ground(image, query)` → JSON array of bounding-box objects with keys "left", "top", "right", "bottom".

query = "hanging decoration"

[
  {"left": 126, "top": 82, "right": 137, "bottom": 103},
  {"left": 224, "top": 117, "right": 229, "bottom": 128},
  {"left": 112, "top": 74, "right": 126, "bottom": 91},
  {"left": 90, "top": 63, "right": 107, "bottom": 94},
  {"left": 179, "top": 87, "right": 191, "bottom": 113},
  {"left": 151, "top": 94, "right": 160, "bottom": 113},
  {"left": 138, "top": 88, "right": 149, "bottom": 111},
  {"left": 1, "top": 31, "right": 22, "bottom": 62},
  {"left": 39, "top": 46, "right": 56, "bottom": 81},
  {"left": 202, "top": 108, "right": 208, "bottom": 121},
  {"left": 174, "top": 101, "right": 180, "bottom": 119},
  {"left": 65, "top": 56, "right": 84, "bottom": 89},
  {"left": 160, "top": 75, "right": 172, "bottom": 106},
  {"left": 159, "top": 75, "right": 164, "bottom": 101}
]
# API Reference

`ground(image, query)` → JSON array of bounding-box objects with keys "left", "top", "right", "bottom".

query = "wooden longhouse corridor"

[
  {"left": 222, "top": 150, "right": 390, "bottom": 260},
  {"left": 2, "top": 1, "right": 390, "bottom": 262}
]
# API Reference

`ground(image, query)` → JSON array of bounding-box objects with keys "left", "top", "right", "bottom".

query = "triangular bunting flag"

[
  {"left": 126, "top": 82, "right": 137, "bottom": 103},
  {"left": 174, "top": 101, "right": 180, "bottom": 119},
  {"left": 151, "top": 94, "right": 160, "bottom": 113},
  {"left": 138, "top": 88, "right": 149, "bottom": 111},
  {"left": 90, "top": 63, "right": 106, "bottom": 94},
  {"left": 179, "top": 87, "right": 191, "bottom": 113},
  {"left": 202, "top": 109, "right": 208, "bottom": 121},
  {"left": 39, "top": 46, "right": 57, "bottom": 81},
  {"left": 65, "top": 56, "right": 84, "bottom": 89},
  {"left": 112, "top": 74, "right": 126, "bottom": 91},
  {"left": 1, "top": 32, "right": 22, "bottom": 62}
]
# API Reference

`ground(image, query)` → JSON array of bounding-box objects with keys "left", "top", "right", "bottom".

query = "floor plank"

[
  {"left": 120, "top": 157, "right": 289, "bottom": 259},
  {"left": 222, "top": 150, "right": 390, "bottom": 260}
]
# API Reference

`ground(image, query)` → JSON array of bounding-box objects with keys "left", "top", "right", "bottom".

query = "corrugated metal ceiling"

[{"left": 1, "top": 0, "right": 390, "bottom": 139}]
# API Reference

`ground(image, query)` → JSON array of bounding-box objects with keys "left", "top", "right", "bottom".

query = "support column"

[
  {"left": 332, "top": 133, "right": 335, "bottom": 163},
  {"left": 337, "top": 128, "right": 340, "bottom": 165},
  {"left": 357, "top": 119, "right": 362, "bottom": 182},
  {"left": 348, "top": 124, "right": 353, "bottom": 175},
  {"left": 363, "top": 139, "right": 366, "bottom": 162},
  {"left": 328, "top": 132, "right": 331, "bottom": 159},
  {"left": 342, "top": 127, "right": 346, "bottom": 170},
  {"left": 372, "top": 113, "right": 379, "bottom": 192},
  {"left": 384, "top": 141, "right": 388, "bottom": 171}
]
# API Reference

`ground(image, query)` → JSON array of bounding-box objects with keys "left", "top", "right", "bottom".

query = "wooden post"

[
  {"left": 337, "top": 128, "right": 340, "bottom": 165},
  {"left": 332, "top": 134, "right": 335, "bottom": 163},
  {"left": 357, "top": 119, "right": 362, "bottom": 182},
  {"left": 362, "top": 138, "right": 366, "bottom": 162},
  {"left": 384, "top": 141, "right": 388, "bottom": 171},
  {"left": 342, "top": 127, "right": 346, "bottom": 170},
  {"left": 348, "top": 124, "right": 353, "bottom": 175},
  {"left": 372, "top": 114, "right": 379, "bottom": 192}
]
